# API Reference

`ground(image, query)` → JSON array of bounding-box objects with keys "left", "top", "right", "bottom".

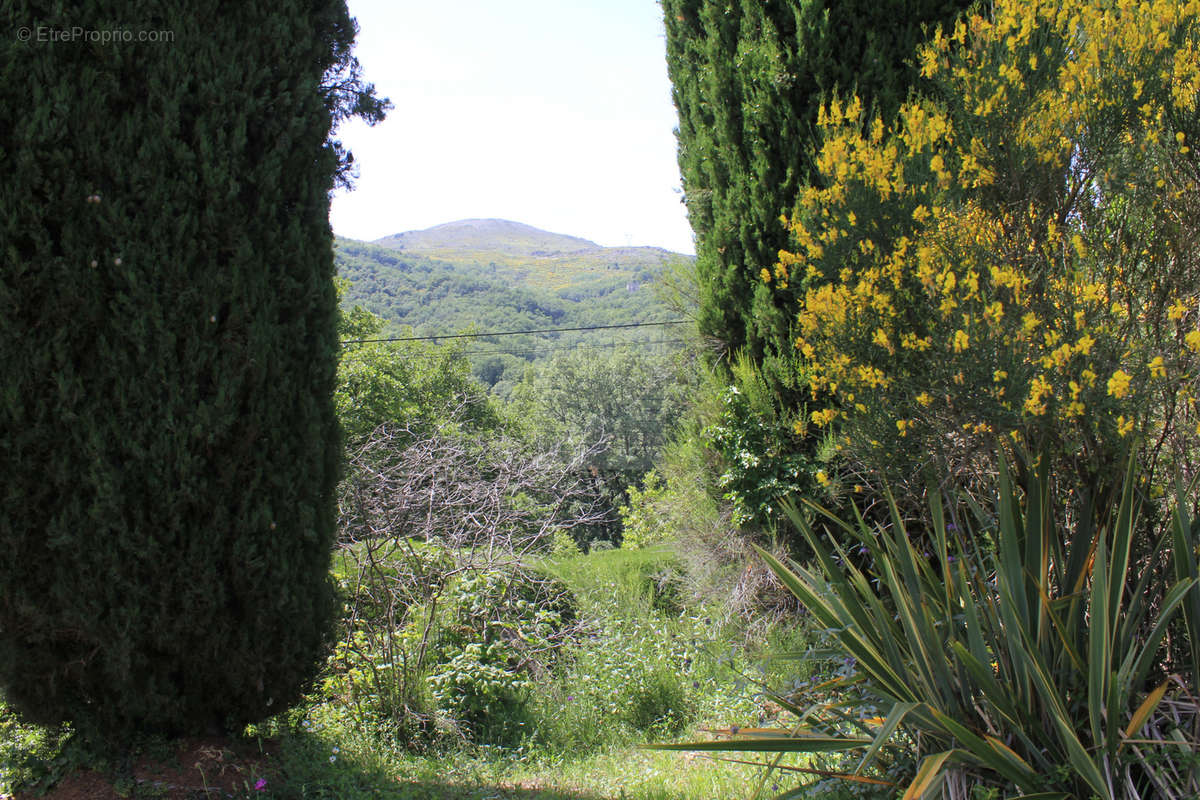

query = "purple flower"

[
  {"left": 254, "top": 778, "right": 267, "bottom": 791},
  {"left": 566, "top": 695, "right": 575, "bottom": 702}
]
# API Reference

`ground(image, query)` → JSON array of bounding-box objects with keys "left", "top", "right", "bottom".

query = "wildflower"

[
  {"left": 1025, "top": 375, "right": 1053, "bottom": 416},
  {"left": 1117, "top": 415, "right": 1135, "bottom": 437},
  {"left": 1187, "top": 330, "right": 1200, "bottom": 353},
  {"left": 816, "top": 470, "right": 830, "bottom": 487},
  {"left": 255, "top": 778, "right": 268, "bottom": 791},
  {"left": 1107, "top": 369, "right": 1132, "bottom": 399},
  {"left": 1071, "top": 233, "right": 1087, "bottom": 257},
  {"left": 953, "top": 329, "right": 969, "bottom": 352}
]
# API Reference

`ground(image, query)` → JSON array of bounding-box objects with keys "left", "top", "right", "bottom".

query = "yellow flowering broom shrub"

[{"left": 776, "top": 0, "right": 1200, "bottom": 497}]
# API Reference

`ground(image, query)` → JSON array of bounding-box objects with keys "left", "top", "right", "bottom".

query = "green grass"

[
  {"left": 1, "top": 546, "right": 819, "bottom": 800},
  {"left": 238, "top": 723, "right": 782, "bottom": 800},
  {"left": 260, "top": 546, "right": 818, "bottom": 799}
]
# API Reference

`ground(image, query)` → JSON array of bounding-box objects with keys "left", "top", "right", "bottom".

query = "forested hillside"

[{"left": 334, "top": 219, "right": 694, "bottom": 388}]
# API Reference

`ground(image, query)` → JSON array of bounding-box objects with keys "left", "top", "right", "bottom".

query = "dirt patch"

[{"left": 17, "top": 737, "right": 278, "bottom": 800}]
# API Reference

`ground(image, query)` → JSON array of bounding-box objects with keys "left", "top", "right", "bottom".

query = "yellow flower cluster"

[{"left": 777, "top": 0, "right": 1200, "bottom": 464}]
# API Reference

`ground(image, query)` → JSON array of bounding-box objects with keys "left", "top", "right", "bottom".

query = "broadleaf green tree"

[
  {"left": 0, "top": 1, "right": 383, "bottom": 739},
  {"left": 511, "top": 347, "right": 692, "bottom": 477},
  {"left": 509, "top": 347, "right": 695, "bottom": 545},
  {"left": 336, "top": 313, "right": 500, "bottom": 446}
]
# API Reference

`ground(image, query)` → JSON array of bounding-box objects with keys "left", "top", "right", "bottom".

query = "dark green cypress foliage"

[
  {"left": 0, "top": 2, "right": 382, "bottom": 738},
  {"left": 662, "top": 0, "right": 975, "bottom": 385}
]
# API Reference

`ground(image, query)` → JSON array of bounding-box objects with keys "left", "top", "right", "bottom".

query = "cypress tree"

[
  {"left": 0, "top": 1, "right": 384, "bottom": 738},
  {"left": 662, "top": 0, "right": 975, "bottom": 386}
]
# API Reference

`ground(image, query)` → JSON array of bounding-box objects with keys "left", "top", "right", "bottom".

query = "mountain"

[
  {"left": 370, "top": 218, "right": 683, "bottom": 293},
  {"left": 334, "top": 220, "right": 695, "bottom": 389},
  {"left": 375, "top": 218, "right": 598, "bottom": 256}
]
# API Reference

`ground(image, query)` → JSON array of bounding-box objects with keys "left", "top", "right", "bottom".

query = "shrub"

[
  {"left": 0, "top": 0, "right": 382, "bottom": 739},
  {"left": 322, "top": 540, "right": 453, "bottom": 743},
  {"left": 704, "top": 357, "right": 815, "bottom": 531},
  {"left": 659, "top": 454, "right": 1200, "bottom": 798},
  {"left": 428, "top": 566, "right": 578, "bottom": 746},
  {"left": 618, "top": 471, "right": 672, "bottom": 550},
  {"left": 778, "top": 0, "right": 1200, "bottom": 505}
]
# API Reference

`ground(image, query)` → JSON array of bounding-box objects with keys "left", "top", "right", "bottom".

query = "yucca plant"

[{"left": 653, "top": 456, "right": 1200, "bottom": 798}]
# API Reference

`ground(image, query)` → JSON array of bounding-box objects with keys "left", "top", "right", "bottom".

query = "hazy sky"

[{"left": 328, "top": 0, "right": 696, "bottom": 255}]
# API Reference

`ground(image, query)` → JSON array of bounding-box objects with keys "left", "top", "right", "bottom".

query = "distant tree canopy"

[
  {"left": 510, "top": 347, "right": 694, "bottom": 477},
  {"left": 335, "top": 301, "right": 500, "bottom": 445},
  {"left": 333, "top": 238, "right": 683, "bottom": 389},
  {"left": 508, "top": 346, "right": 698, "bottom": 546},
  {"left": 662, "top": 0, "right": 975, "bottom": 387},
  {"left": 0, "top": 0, "right": 382, "bottom": 739}
]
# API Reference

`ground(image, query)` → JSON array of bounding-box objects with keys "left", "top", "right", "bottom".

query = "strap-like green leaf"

[
  {"left": 902, "top": 750, "right": 955, "bottom": 800},
  {"left": 645, "top": 735, "right": 871, "bottom": 753},
  {"left": 855, "top": 701, "right": 915, "bottom": 775},
  {"left": 1123, "top": 681, "right": 1170, "bottom": 743}
]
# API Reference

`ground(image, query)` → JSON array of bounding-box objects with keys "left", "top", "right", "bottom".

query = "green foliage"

[
  {"left": 428, "top": 566, "right": 578, "bottom": 746},
  {"left": 336, "top": 330, "right": 500, "bottom": 445},
  {"left": 334, "top": 235, "right": 687, "bottom": 389},
  {"left": 322, "top": 540, "right": 452, "bottom": 743},
  {"left": 704, "top": 357, "right": 816, "bottom": 531},
  {"left": 528, "top": 548, "right": 735, "bottom": 754},
  {"left": 5, "top": 542, "right": 813, "bottom": 798},
  {"left": 782, "top": 0, "right": 1200, "bottom": 509},
  {"left": 527, "top": 608, "right": 698, "bottom": 753},
  {"left": 0, "top": 1, "right": 382, "bottom": 739},
  {"left": 661, "top": 0, "right": 975, "bottom": 543},
  {"left": 619, "top": 471, "right": 673, "bottom": 550},
  {"left": 509, "top": 346, "right": 697, "bottom": 547},
  {"left": 511, "top": 346, "right": 691, "bottom": 475},
  {"left": 661, "top": 0, "right": 974, "bottom": 379},
  {"left": 326, "top": 541, "right": 581, "bottom": 748},
  {"left": 671, "top": 457, "right": 1200, "bottom": 798},
  {"left": 0, "top": 700, "right": 73, "bottom": 796}
]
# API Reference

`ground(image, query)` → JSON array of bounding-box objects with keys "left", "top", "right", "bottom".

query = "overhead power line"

[
  {"left": 340, "top": 319, "right": 690, "bottom": 346},
  {"left": 460, "top": 338, "right": 691, "bottom": 358}
]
